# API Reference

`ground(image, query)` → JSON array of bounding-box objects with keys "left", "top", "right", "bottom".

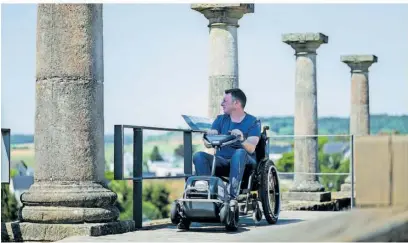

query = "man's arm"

[
  {"left": 203, "top": 116, "right": 221, "bottom": 148},
  {"left": 231, "top": 119, "right": 261, "bottom": 154},
  {"left": 241, "top": 136, "right": 259, "bottom": 154}
]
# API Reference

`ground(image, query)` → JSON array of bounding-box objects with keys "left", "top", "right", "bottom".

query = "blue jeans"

[{"left": 192, "top": 149, "right": 250, "bottom": 200}]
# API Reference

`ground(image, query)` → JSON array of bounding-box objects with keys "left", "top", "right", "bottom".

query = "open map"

[{"left": 182, "top": 115, "right": 213, "bottom": 131}]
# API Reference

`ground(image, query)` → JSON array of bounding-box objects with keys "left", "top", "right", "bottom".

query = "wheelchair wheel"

[
  {"left": 170, "top": 201, "right": 181, "bottom": 225},
  {"left": 259, "top": 160, "right": 280, "bottom": 224}
]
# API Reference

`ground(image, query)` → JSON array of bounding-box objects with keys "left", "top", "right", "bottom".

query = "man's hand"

[{"left": 230, "top": 129, "right": 244, "bottom": 141}]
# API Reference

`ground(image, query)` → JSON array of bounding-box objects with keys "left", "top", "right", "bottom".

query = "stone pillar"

[
  {"left": 281, "top": 33, "right": 330, "bottom": 201},
  {"left": 191, "top": 4, "right": 254, "bottom": 119},
  {"left": 3, "top": 4, "right": 133, "bottom": 242},
  {"left": 340, "top": 55, "right": 377, "bottom": 192}
]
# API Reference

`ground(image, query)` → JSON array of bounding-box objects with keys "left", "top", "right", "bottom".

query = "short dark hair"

[{"left": 225, "top": 88, "right": 247, "bottom": 108}]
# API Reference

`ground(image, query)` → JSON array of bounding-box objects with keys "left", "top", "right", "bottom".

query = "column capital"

[
  {"left": 282, "top": 32, "right": 328, "bottom": 55},
  {"left": 341, "top": 55, "right": 378, "bottom": 73},
  {"left": 191, "top": 4, "right": 254, "bottom": 27}
]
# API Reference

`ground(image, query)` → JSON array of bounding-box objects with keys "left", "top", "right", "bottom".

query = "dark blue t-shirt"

[{"left": 211, "top": 113, "right": 261, "bottom": 159}]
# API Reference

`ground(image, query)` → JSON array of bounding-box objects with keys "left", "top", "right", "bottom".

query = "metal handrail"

[
  {"left": 113, "top": 126, "right": 355, "bottom": 228},
  {"left": 270, "top": 134, "right": 355, "bottom": 208},
  {"left": 114, "top": 124, "right": 205, "bottom": 228}
]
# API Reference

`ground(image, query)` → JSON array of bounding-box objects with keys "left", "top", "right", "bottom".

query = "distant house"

[
  {"left": 9, "top": 175, "right": 34, "bottom": 206},
  {"left": 11, "top": 160, "right": 32, "bottom": 176},
  {"left": 147, "top": 160, "right": 184, "bottom": 177}
]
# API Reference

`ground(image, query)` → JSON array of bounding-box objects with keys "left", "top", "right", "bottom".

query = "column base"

[
  {"left": 2, "top": 220, "right": 135, "bottom": 242},
  {"left": 20, "top": 181, "right": 119, "bottom": 223},
  {"left": 289, "top": 180, "right": 325, "bottom": 192},
  {"left": 341, "top": 175, "right": 356, "bottom": 193},
  {"left": 341, "top": 183, "right": 352, "bottom": 192},
  {"left": 282, "top": 191, "right": 331, "bottom": 202}
]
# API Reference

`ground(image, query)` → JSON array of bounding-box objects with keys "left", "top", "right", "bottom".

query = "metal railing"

[
  {"left": 113, "top": 125, "right": 205, "bottom": 228},
  {"left": 113, "top": 126, "right": 356, "bottom": 228},
  {"left": 269, "top": 134, "right": 355, "bottom": 208}
]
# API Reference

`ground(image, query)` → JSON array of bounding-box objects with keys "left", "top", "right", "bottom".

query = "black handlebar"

[{"left": 203, "top": 133, "right": 241, "bottom": 147}]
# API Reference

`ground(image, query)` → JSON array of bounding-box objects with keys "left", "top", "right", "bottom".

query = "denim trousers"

[{"left": 192, "top": 148, "right": 250, "bottom": 200}]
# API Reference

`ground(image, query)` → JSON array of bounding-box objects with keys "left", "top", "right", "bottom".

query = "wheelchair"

[{"left": 170, "top": 125, "right": 281, "bottom": 231}]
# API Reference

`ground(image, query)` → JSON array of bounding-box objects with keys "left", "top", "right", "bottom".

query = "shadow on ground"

[{"left": 155, "top": 217, "right": 304, "bottom": 235}]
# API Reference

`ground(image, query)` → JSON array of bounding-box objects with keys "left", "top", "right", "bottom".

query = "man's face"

[{"left": 221, "top": 93, "right": 238, "bottom": 114}]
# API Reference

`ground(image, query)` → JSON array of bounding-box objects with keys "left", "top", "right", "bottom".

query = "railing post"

[
  {"left": 114, "top": 125, "right": 124, "bottom": 180},
  {"left": 350, "top": 134, "right": 355, "bottom": 208},
  {"left": 1, "top": 128, "right": 11, "bottom": 184},
  {"left": 183, "top": 131, "right": 193, "bottom": 178},
  {"left": 133, "top": 128, "right": 143, "bottom": 228}
]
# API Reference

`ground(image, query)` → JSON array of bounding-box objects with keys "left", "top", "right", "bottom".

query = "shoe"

[
  {"left": 177, "top": 221, "right": 188, "bottom": 230},
  {"left": 230, "top": 199, "right": 238, "bottom": 207}
]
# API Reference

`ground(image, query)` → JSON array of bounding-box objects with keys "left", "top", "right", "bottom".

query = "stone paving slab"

[{"left": 60, "top": 211, "right": 339, "bottom": 242}]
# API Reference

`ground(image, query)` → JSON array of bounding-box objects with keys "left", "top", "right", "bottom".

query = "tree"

[
  {"left": 104, "top": 171, "right": 171, "bottom": 221},
  {"left": 174, "top": 144, "right": 197, "bottom": 158},
  {"left": 276, "top": 151, "right": 294, "bottom": 172},
  {"left": 150, "top": 146, "right": 163, "bottom": 161},
  {"left": 1, "top": 170, "right": 19, "bottom": 222},
  {"left": 142, "top": 182, "right": 170, "bottom": 218},
  {"left": 174, "top": 144, "right": 184, "bottom": 157}
]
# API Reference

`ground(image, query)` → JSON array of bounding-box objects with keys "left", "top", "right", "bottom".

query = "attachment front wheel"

[
  {"left": 221, "top": 202, "right": 239, "bottom": 231},
  {"left": 170, "top": 201, "right": 181, "bottom": 225}
]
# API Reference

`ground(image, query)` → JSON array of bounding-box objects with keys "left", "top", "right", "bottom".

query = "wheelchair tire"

[{"left": 259, "top": 160, "right": 280, "bottom": 224}]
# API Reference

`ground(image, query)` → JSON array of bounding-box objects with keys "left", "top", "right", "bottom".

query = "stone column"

[
  {"left": 3, "top": 4, "right": 133, "bottom": 242},
  {"left": 340, "top": 55, "right": 377, "bottom": 192},
  {"left": 191, "top": 4, "right": 254, "bottom": 119},
  {"left": 282, "top": 33, "right": 330, "bottom": 201}
]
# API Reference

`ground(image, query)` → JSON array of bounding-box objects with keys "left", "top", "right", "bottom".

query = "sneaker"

[
  {"left": 177, "top": 221, "right": 188, "bottom": 230},
  {"left": 230, "top": 199, "right": 238, "bottom": 207}
]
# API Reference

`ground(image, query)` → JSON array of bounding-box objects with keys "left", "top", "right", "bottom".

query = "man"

[{"left": 193, "top": 88, "right": 261, "bottom": 204}]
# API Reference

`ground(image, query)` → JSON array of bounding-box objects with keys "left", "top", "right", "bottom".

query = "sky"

[{"left": 1, "top": 3, "right": 407, "bottom": 134}]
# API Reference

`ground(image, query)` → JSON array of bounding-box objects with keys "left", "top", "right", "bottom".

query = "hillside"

[{"left": 9, "top": 114, "right": 408, "bottom": 145}]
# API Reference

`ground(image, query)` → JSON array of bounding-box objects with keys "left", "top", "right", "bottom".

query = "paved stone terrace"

[
  {"left": 60, "top": 207, "right": 408, "bottom": 242},
  {"left": 60, "top": 211, "right": 341, "bottom": 242}
]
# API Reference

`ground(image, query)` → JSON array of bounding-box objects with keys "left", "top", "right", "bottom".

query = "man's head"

[{"left": 221, "top": 88, "right": 247, "bottom": 114}]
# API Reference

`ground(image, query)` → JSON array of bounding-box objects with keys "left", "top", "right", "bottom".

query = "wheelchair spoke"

[{"left": 267, "top": 166, "right": 276, "bottom": 217}]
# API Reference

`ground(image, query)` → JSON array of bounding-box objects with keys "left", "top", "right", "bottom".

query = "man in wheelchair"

[
  {"left": 193, "top": 88, "right": 261, "bottom": 211},
  {"left": 171, "top": 88, "right": 280, "bottom": 231}
]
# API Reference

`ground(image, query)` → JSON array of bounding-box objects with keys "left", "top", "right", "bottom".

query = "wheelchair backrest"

[{"left": 255, "top": 123, "right": 270, "bottom": 162}]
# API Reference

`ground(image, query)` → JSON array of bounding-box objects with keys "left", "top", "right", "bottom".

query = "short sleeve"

[
  {"left": 248, "top": 119, "right": 261, "bottom": 138},
  {"left": 211, "top": 115, "right": 222, "bottom": 133}
]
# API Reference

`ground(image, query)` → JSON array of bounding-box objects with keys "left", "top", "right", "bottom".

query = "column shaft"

[
  {"left": 282, "top": 33, "right": 328, "bottom": 192},
  {"left": 191, "top": 4, "right": 254, "bottom": 119},
  {"left": 340, "top": 55, "right": 377, "bottom": 191},
  {"left": 20, "top": 4, "right": 118, "bottom": 224},
  {"left": 350, "top": 71, "right": 370, "bottom": 135},
  {"left": 294, "top": 52, "right": 319, "bottom": 190},
  {"left": 208, "top": 24, "right": 239, "bottom": 118}
]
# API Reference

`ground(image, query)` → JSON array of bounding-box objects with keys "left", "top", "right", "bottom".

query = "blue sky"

[{"left": 2, "top": 3, "right": 407, "bottom": 134}]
